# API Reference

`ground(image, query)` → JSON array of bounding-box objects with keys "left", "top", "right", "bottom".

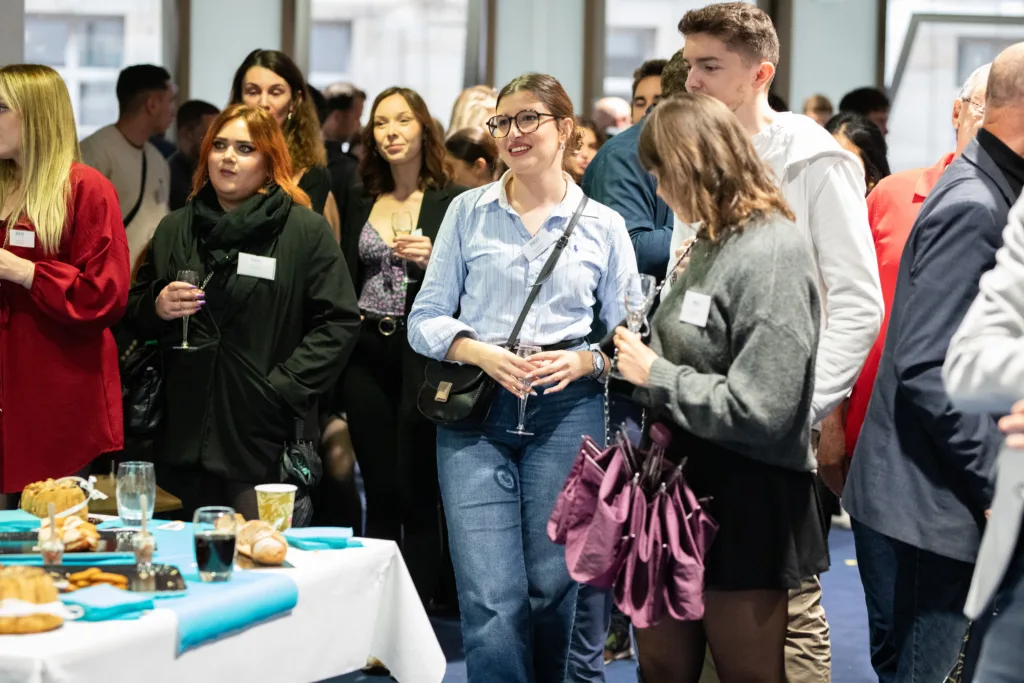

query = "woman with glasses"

[
  {"left": 408, "top": 72, "right": 639, "bottom": 682},
  {"left": 329, "top": 87, "right": 466, "bottom": 604}
]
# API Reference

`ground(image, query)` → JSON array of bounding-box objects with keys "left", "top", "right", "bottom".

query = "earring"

[
  {"left": 559, "top": 141, "right": 565, "bottom": 151},
  {"left": 286, "top": 111, "right": 293, "bottom": 123}
]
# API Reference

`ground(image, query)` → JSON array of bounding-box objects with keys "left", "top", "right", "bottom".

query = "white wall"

[
  {"left": 0, "top": 2, "right": 26, "bottom": 67},
  {"left": 787, "top": 0, "right": 878, "bottom": 111},
  {"left": 493, "top": 0, "right": 585, "bottom": 110},
  {"left": 189, "top": 0, "right": 283, "bottom": 106}
]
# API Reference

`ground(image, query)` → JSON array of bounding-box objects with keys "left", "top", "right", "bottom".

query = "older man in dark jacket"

[{"left": 844, "top": 43, "right": 1024, "bottom": 683}]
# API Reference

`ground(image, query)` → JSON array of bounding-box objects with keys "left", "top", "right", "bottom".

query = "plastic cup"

[{"left": 255, "top": 484, "right": 297, "bottom": 531}]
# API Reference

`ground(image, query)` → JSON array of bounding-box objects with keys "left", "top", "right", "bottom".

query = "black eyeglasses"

[{"left": 486, "top": 110, "right": 560, "bottom": 138}]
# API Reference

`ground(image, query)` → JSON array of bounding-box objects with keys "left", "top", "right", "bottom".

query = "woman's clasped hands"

[{"left": 475, "top": 343, "right": 595, "bottom": 397}]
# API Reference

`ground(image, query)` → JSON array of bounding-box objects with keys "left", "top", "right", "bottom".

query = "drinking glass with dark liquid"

[{"left": 193, "top": 506, "right": 237, "bottom": 582}]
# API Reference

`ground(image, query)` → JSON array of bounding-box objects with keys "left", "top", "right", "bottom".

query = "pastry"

[
  {"left": 20, "top": 479, "right": 88, "bottom": 521},
  {"left": 39, "top": 516, "right": 100, "bottom": 553},
  {"left": 236, "top": 519, "right": 288, "bottom": 566},
  {"left": 0, "top": 566, "right": 63, "bottom": 634}
]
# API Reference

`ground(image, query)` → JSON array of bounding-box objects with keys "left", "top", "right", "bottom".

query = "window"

[
  {"left": 311, "top": 21, "right": 352, "bottom": 75},
  {"left": 308, "top": 0, "right": 469, "bottom": 129},
  {"left": 79, "top": 82, "right": 117, "bottom": 126},
  {"left": 602, "top": 1, "right": 757, "bottom": 100},
  {"left": 24, "top": 0, "right": 164, "bottom": 138},
  {"left": 886, "top": 0, "right": 1024, "bottom": 171}
]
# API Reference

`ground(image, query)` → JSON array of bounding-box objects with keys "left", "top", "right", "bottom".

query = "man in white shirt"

[
  {"left": 80, "top": 64, "right": 175, "bottom": 272},
  {"left": 674, "top": 4, "right": 884, "bottom": 683}
]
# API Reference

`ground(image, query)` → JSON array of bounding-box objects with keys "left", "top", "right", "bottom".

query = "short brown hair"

[
  {"left": 360, "top": 87, "right": 453, "bottom": 198},
  {"left": 638, "top": 93, "right": 793, "bottom": 242},
  {"left": 679, "top": 2, "right": 780, "bottom": 67},
  {"left": 632, "top": 59, "right": 668, "bottom": 98},
  {"left": 661, "top": 49, "right": 689, "bottom": 99},
  {"left": 497, "top": 73, "right": 582, "bottom": 156},
  {"left": 803, "top": 94, "right": 833, "bottom": 116}
]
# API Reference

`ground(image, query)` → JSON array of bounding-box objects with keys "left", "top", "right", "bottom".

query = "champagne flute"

[
  {"left": 174, "top": 269, "right": 200, "bottom": 350},
  {"left": 392, "top": 212, "right": 416, "bottom": 286},
  {"left": 508, "top": 344, "right": 541, "bottom": 436},
  {"left": 611, "top": 274, "right": 657, "bottom": 380}
]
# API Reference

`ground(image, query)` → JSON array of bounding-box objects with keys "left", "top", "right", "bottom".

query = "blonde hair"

[
  {"left": 0, "top": 64, "right": 79, "bottom": 255},
  {"left": 638, "top": 94, "right": 792, "bottom": 242},
  {"left": 448, "top": 85, "right": 498, "bottom": 136}
]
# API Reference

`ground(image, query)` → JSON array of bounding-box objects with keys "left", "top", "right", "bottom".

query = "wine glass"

[
  {"left": 611, "top": 274, "right": 657, "bottom": 380},
  {"left": 392, "top": 212, "right": 416, "bottom": 285},
  {"left": 174, "top": 269, "right": 200, "bottom": 350},
  {"left": 507, "top": 344, "right": 541, "bottom": 436}
]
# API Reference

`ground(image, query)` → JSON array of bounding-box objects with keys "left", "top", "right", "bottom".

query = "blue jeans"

[
  {"left": 851, "top": 518, "right": 975, "bottom": 683},
  {"left": 974, "top": 531, "right": 1024, "bottom": 683},
  {"left": 438, "top": 379, "right": 603, "bottom": 683}
]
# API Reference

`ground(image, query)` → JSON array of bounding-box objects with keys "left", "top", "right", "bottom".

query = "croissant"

[
  {"left": 38, "top": 516, "right": 100, "bottom": 552},
  {"left": 235, "top": 519, "right": 288, "bottom": 566}
]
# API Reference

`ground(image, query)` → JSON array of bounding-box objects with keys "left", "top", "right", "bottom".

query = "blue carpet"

[{"left": 331, "top": 529, "right": 873, "bottom": 683}]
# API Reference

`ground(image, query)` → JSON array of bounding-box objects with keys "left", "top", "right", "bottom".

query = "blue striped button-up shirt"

[{"left": 408, "top": 173, "right": 639, "bottom": 361}]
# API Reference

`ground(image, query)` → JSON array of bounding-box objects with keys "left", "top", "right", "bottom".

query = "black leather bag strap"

[
  {"left": 505, "top": 196, "right": 588, "bottom": 349},
  {"left": 123, "top": 149, "right": 148, "bottom": 228}
]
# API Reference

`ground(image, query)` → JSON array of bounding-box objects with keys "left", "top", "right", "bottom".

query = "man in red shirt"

[{"left": 841, "top": 63, "right": 991, "bottom": 466}]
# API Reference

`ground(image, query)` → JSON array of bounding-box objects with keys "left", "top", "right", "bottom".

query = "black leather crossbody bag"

[{"left": 417, "top": 196, "right": 589, "bottom": 427}]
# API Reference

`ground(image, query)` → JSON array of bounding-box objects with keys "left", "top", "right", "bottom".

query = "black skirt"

[{"left": 657, "top": 422, "right": 830, "bottom": 591}]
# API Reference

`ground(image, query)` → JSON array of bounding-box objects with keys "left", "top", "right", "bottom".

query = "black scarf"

[{"left": 186, "top": 182, "right": 293, "bottom": 271}]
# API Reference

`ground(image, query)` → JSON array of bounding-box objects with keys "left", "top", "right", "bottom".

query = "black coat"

[
  {"left": 126, "top": 185, "right": 361, "bottom": 482},
  {"left": 340, "top": 183, "right": 466, "bottom": 316},
  {"left": 846, "top": 137, "right": 1015, "bottom": 563}
]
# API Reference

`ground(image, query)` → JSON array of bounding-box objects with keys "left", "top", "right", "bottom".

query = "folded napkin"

[
  {"left": 283, "top": 527, "right": 363, "bottom": 551},
  {"left": 60, "top": 584, "right": 154, "bottom": 621},
  {"left": 0, "top": 509, "right": 41, "bottom": 532}
]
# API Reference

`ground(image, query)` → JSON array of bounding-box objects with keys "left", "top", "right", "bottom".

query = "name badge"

[
  {"left": 679, "top": 290, "right": 712, "bottom": 328},
  {"left": 237, "top": 253, "right": 277, "bottom": 281},
  {"left": 9, "top": 229, "right": 35, "bottom": 248}
]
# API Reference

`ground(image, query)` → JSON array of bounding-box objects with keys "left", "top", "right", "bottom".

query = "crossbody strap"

[
  {"left": 505, "top": 196, "right": 589, "bottom": 349},
  {"left": 123, "top": 149, "right": 148, "bottom": 228}
]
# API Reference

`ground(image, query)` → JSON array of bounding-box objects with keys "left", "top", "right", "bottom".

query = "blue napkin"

[
  {"left": 283, "top": 527, "right": 363, "bottom": 550},
  {"left": 0, "top": 509, "right": 41, "bottom": 532},
  {"left": 0, "top": 553, "right": 135, "bottom": 565},
  {"left": 60, "top": 584, "right": 154, "bottom": 621},
  {"left": 159, "top": 570, "right": 298, "bottom": 653}
]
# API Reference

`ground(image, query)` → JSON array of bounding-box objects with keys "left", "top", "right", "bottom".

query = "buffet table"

[{"left": 0, "top": 537, "right": 446, "bottom": 683}]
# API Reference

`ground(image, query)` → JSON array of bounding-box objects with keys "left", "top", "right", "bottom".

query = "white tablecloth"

[{"left": 0, "top": 539, "right": 446, "bottom": 683}]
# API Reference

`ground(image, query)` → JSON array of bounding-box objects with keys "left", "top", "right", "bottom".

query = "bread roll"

[
  {"left": 0, "top": 567, "right": 63, "bottom": 634},
  {"left": 236, "top": 520, "right": 288, "bottom": 565}
]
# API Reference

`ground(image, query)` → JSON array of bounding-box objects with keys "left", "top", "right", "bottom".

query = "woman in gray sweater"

[{"left": 613, "top": 93, "right": 827, "bottom": 683}]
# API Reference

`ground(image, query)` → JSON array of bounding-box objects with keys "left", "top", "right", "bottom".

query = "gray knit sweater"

[{"left": 634, "top": 215, "right": 821, "bottom": 472}]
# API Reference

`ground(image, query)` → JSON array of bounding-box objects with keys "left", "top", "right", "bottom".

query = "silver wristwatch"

[{"left": 589, "top": 349, "right": 606, "bottom": 378}]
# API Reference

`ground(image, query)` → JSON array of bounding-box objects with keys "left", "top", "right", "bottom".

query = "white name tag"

[
  {"left": 237, "top": 253, "right": 277, "bottom": 281},
  {"left": 679, "top": 290, "right": 712, "bottom": 328},
  {"left": 9, "top": 229, "right": 35, "bottom": 248}
]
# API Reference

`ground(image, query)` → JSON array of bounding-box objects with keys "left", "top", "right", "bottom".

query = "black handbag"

[
  {"left": 417, "top": 196, "right": 589, "bottom": 427},
  {"left": 120, "top": 339, "right": 163, "bottom": 437}
]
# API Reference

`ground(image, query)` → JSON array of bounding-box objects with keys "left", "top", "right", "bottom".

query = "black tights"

[{"left": 635, "top": 589, "right": 789, "bottom": 683}]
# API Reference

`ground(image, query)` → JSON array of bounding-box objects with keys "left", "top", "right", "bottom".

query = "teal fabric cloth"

[
  {"left": 0, "top": 509, "right": 41, "bottom": 532},
  {"left": 60, "top": 584, "right": 153, "bottom": 621},
  {"left": 282, "top": 527, "right": 362, "bottom": 550}
]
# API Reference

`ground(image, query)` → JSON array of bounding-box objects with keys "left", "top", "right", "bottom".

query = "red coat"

[
  {"left": 845, "top": 154, "right": 955, "bottom": 456},
  {"left": 0, "top": 164, "right": 130, "bottom": 492}
]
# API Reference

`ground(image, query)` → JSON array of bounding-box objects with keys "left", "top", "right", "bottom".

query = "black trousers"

[
  {"left": 335, "top": 320, "right": 444, "bottom": 603},
  {"left": 154, "top": 462, "right": 259, "bottom": 521}
]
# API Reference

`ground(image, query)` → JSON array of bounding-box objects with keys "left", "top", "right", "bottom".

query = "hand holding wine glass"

[
  {"left": 508, "top": 344, "right": 541, "bottom": 436},
  {"left": 611, "top": 273, "right": 657, "bottom": 379},
  {"left": 172, "top": 270, "right": 201, "bottom": 350},
  {"left": 391, "top": 213, "right": 417, "bottom": 285}
]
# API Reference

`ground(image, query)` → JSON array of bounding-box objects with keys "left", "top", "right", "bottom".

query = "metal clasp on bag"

[
  {"left": 377, "top": 316, "right": 398, "bottom": 336},
  {"left": 435, "top": 381, "right": 453, "bottom": 403}
]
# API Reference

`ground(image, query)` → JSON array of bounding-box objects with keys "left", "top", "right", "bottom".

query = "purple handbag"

[{"left": 549, "top": 421, "right": 717, "bottom": 628}]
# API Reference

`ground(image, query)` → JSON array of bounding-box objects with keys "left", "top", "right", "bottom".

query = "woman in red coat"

[{"left": 0, "top": 64, "right": 130, "bottom": 500}]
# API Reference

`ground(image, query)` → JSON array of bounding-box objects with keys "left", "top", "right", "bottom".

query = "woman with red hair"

[{"left": 125, "top": 104, "right": 361, "bottom": 519}]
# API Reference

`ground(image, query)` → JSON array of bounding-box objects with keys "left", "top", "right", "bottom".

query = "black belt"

[
  {"left": 362, "top": 311, "right": 406, "bottom": 337},
  {"left": 516, "top": 337, "right": 586, "bottom": 352}
]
